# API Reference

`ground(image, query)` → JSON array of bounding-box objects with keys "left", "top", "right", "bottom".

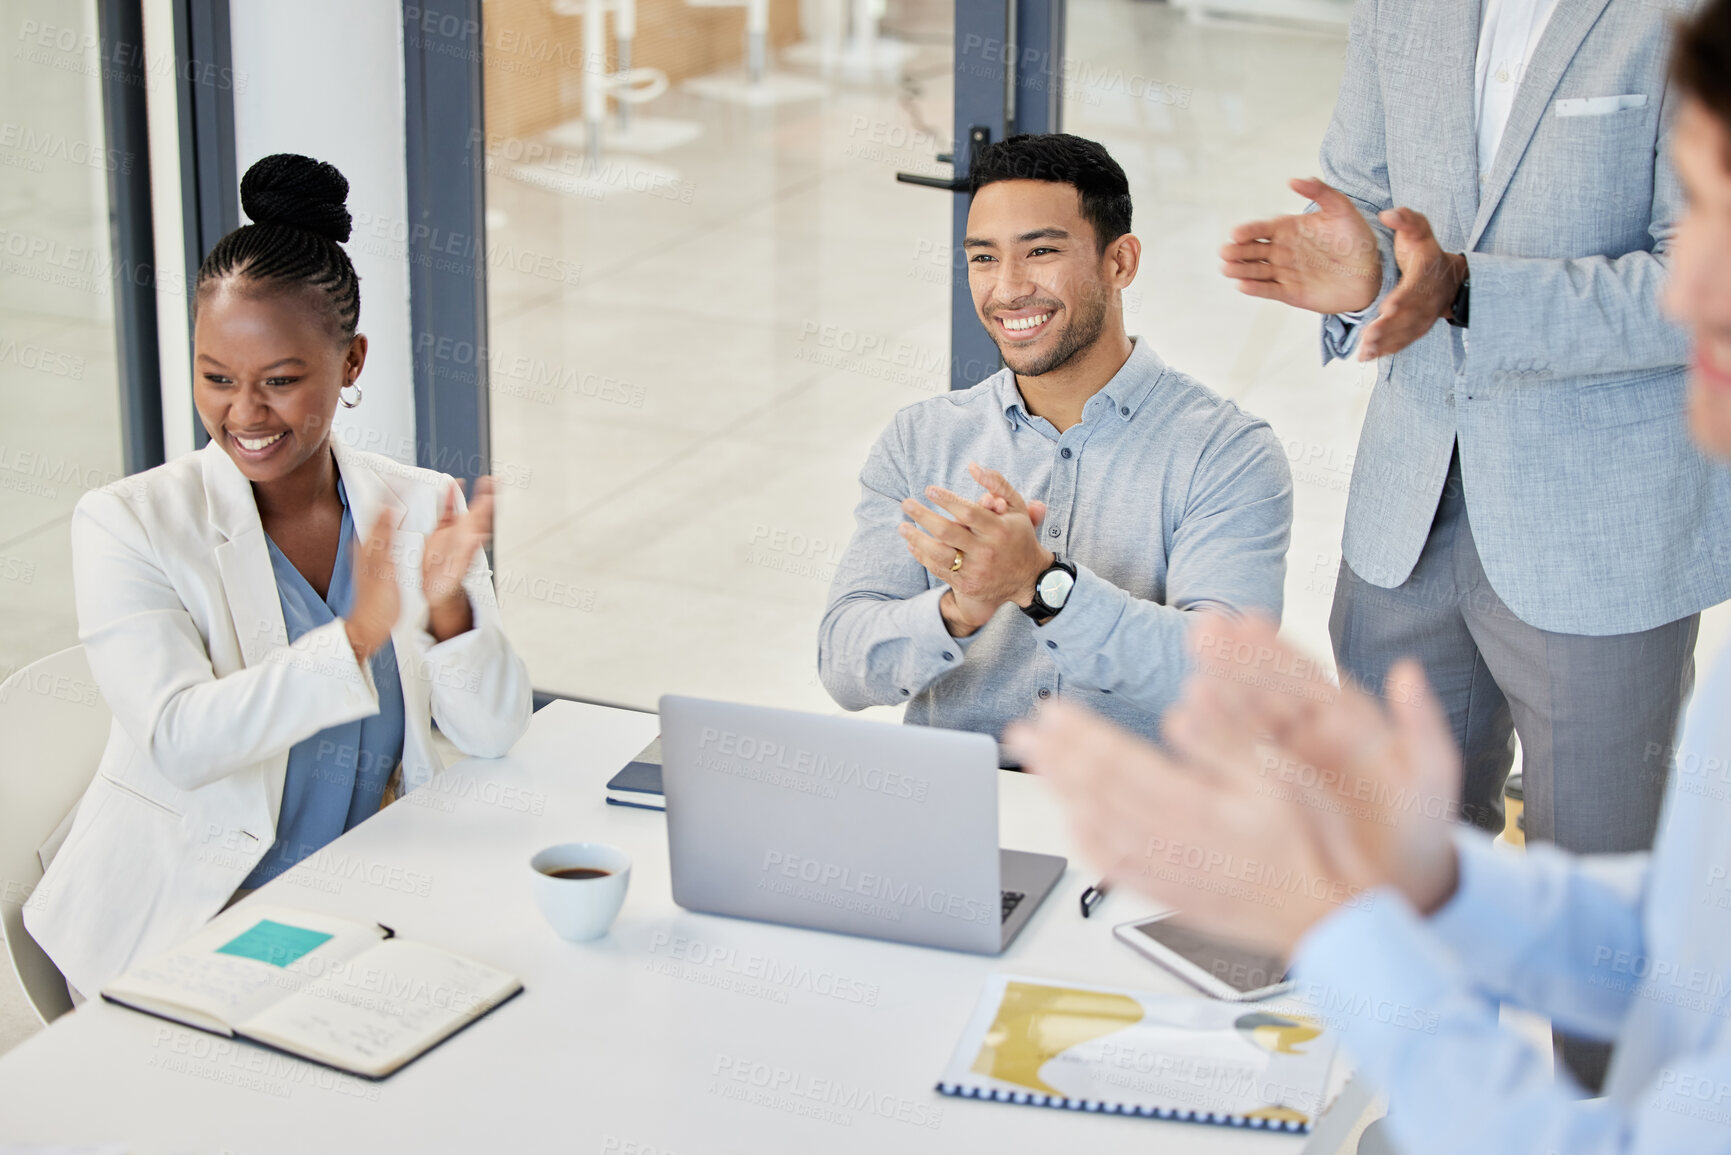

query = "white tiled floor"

[{"left": 4, "top": 0, "right": 1728, "bottom": 1063}]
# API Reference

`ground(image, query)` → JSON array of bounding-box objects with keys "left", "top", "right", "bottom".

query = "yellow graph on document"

[
  {"left": 969, "top": 981, "right": 1145, "bottom": 1095},
  {"left": 1234, "top": 1011, "right": 1323, "bottom": 1055}
]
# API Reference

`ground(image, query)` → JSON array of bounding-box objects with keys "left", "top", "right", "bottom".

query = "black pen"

[{"left": 1080, "top": 880, "right": 1110, "bottom": 918}]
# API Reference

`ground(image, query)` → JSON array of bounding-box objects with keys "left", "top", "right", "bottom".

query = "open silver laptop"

[{"left": 660, "top": 696, "right": 1066, "bottom": 955}]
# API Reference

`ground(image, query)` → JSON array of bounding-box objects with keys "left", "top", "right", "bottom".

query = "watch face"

[{"left": 1037, "top": 566, "right": 1075, "bottom": 609}]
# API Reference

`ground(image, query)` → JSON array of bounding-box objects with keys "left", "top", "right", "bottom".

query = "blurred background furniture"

[
  {"left": 550, "top": 0, "right": 670, "bottom": 162},
  {"left": 486, "top": 0, "right": 809, "bottom": 140},
  {"left": 784, "top": 0, "right": 917, "bottom": 81},
  {"left": 683, "top": 0, "right": 829, "bottom": 105},
  {"left": 1499, "top": 773, "right": 1525, "bottom": 849},
  {"left": 1169, "top": 0, "right": 1349, "bottom": 27}
]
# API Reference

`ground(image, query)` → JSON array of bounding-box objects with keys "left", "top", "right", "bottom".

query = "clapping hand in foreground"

[{"left": 1007, "top": 614, "right": 1462, "bottom": 955}]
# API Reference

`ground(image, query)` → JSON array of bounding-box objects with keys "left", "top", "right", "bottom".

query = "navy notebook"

[{"left": 605, "top": 737, "right": 663, "bottom": 811}]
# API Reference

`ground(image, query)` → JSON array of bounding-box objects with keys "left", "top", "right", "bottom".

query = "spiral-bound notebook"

[{"left": 936, "top": 974, "right": 1337, "bottom": 1133}]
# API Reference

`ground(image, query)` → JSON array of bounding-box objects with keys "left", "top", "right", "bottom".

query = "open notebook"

[
  {"left": 937, "top": 974, "right": 1338, "bottom": 1132},
  {"left": 101, "top": 905, "right": 522, "bottom": 1079}
]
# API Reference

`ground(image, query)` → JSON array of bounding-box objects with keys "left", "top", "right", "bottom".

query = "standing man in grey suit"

[{"left": 1221, "top": 0, "right": 1731, "bottom": 1086}]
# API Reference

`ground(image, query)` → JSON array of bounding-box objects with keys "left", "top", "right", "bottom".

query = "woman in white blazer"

[{"left": 26, "top": 154, "right": 532, "bottom": 998}]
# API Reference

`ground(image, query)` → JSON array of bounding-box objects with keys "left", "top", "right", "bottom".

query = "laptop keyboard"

[{"left": 1000, "top": 890, "right": 1026, "bottom": 924}]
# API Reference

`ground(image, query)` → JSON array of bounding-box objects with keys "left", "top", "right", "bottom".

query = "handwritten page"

[
  {"left": 238, "top": 939, "right": 520, "bottom": 1078},
  {"left": 102, "top": 906, "right": 385, "bottom": 1032}
]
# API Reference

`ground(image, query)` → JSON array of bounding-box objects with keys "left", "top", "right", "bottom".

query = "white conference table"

[{"left": 0, "top": 702, "right": 1328, "bottom": 1154}]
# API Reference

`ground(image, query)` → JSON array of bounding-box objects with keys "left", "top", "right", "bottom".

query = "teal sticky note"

[{"left": 215, "top": 919, "right": 334, "bottom": 968}]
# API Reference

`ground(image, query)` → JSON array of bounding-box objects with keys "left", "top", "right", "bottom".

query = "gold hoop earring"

[{"left": 339, "top": 383, "right": 363, "bottom": 409}]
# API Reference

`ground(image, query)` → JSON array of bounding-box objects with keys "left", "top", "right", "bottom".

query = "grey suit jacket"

[{"left": 1321, "top": 0, "right": 1731, "bottom": 635}]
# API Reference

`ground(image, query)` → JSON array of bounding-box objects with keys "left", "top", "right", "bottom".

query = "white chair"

[
  {"left": 785, "top": 0, "right": 915, "bottom": 81},
  {"left": 683, "top": 0, "right": 827, "bottom": 107},
  {"left": 0, "top": 646, "right": 109, "bottom": 1022},
  {"left": 551, "top": 0, "right": 669, "bottom": 163},
  {"left": 687, "top": 0, "right": 772, "bottom": 82}
]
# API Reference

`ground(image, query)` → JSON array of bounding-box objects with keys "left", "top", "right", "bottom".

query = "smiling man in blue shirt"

[{"left": 818, "top": 134, "right": 1293, "bottom": 742}]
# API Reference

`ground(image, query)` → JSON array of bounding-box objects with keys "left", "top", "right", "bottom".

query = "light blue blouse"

[
  {"left": 242, "top": 480, "right": 405, "bottom": 888},
  {"left": 1292, "top": 641, "right": 1731, "bottom": 1152}
]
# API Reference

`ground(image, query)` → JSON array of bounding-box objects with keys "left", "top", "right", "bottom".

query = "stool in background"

[{"left": 1500, "top": 773, "right": 1525, "bottom": 849}]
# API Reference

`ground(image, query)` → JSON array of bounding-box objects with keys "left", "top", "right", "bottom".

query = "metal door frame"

[{"left": 901, "top": 0, "right": 1066, "bottom": 390}]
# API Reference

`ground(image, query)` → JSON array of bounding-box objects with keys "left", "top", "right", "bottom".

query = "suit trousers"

[{"left": 1329, "top": 449, "right": 1698, "bottom": 1090}]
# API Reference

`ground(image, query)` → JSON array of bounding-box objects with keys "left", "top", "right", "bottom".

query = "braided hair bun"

[
  {"left": 240, "top": 154, "right": 352, "bottom": 243},
  {"left": 196, "top": 153, "right": 361, "bottom": 339}
]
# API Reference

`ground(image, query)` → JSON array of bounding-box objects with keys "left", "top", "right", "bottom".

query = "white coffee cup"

[{"left": 529, "top": 842, "right": 631, "bottom": 941}]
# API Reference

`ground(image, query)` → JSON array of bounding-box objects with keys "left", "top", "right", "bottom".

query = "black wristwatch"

[
  {"left": 1446, "top": 267, "right": 1471, "bottom": 328},
  {"left": 1023, "top": 557, "right": 1077, "bottom": 621}
]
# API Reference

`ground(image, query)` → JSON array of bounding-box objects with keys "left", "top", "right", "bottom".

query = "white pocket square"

[{"left": 1554, "top": 94, "right": 1649, "bottom": 118}]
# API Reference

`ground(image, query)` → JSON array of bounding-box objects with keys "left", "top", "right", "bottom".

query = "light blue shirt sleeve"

[
  {"left": 1322, "top": 301, "right": 1378, "bottom": 362},
  {"left": 1034, "top": 421, "right": 1291, "bottom": 707},
  {"left": 1426, "top": 831, "right": 1650, "bottom": 1037},
  {"left": 1289, "top": 838, "right": 1731, "bottom": 1154},
  {"left": 817, "top": 419, "right": 975, "bottom": 711}
]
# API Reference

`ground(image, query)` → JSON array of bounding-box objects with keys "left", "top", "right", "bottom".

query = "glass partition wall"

[
  {"left": 479, "top": 0, "right": 1367, "bottom": 713},
  {"left": 481, "top": 0, "right": 958, "bottom": 714},
  {"left": 0, "top": 0, "right": 126, "bottom": 680}
]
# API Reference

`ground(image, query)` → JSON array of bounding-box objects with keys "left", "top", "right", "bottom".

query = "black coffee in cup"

[{"left": 542, "top": 866, "right": 612, "bottom": 881}]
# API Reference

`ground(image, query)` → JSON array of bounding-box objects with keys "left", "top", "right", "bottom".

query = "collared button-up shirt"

[
  {"left": 1474, "top": 0, "right": 1562, "bottom": 181},
  {"left": 818, "top": 337, "right": 1293, "bottom": 742},
  {"left": 1293, "top": 642, "right": 1731, "bottom": 1154}
]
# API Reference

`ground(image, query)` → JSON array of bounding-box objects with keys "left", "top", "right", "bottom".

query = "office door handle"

[{"left": 894, "top": 126, "right": 990, "bottom": 192}]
